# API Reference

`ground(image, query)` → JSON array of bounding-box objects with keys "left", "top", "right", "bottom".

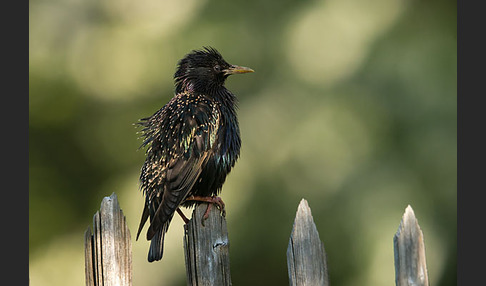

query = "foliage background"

[{"left": 29, "top": 0, "right": 456, "bottom": 285}]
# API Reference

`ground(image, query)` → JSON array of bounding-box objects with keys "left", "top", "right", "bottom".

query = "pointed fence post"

[
  {"left": 287, "top": 199, "right": 329, "bottom": 286},
  {"left": 84, "top": 193, "right": 132, "bottom": 286},
  {"left": 183, "top": 203, "right": 232, "bottom": 286},
  {"left": 393, "top": 205, "right": 429, "bottom": 286}
]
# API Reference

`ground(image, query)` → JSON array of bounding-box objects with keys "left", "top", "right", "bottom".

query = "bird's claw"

[{"left": 185, "top": 195, "right": 226, "bottom": 226}]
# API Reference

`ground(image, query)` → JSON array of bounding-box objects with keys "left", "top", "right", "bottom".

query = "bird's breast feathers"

[{"left": 140, "top": 91, "right": 239, "bottom": 188}]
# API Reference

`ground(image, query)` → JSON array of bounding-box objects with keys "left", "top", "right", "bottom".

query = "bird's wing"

[{"left": 138, "top": 92, "right": 220, "bottom": 240}]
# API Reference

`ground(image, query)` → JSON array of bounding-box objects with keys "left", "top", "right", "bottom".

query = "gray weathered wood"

[
  {"left": 287, "top": 199, "right": 329, "bottom": 286},
  {"left": 183, "top": 203, "right": 232, "bottom": 286},
  {"left": 393, "top": 205, "right": 429, "bottom": 286},
  {"left": 84, "top": 192, "right": 132, "bottom": 286}
]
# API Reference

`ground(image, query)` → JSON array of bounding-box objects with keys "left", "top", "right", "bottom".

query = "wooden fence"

[{"left": 84, "top": 193, "right": 429, "bottom": 286}]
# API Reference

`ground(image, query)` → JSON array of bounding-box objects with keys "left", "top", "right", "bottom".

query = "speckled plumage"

[{"left": 136, "top": 47, "right": 253, "bottom": 262}]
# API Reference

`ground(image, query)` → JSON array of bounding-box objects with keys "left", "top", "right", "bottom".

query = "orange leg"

[
  {"left": 184, "top": 195, "right": 226, "bottom": 223},
  {"left": 176, "top": 207, "right": 189, "bottom": 224}
]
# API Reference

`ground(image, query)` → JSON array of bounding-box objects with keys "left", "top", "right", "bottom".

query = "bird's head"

[{"left": 174, "top": 47, "right": 254, "bottom": 93}]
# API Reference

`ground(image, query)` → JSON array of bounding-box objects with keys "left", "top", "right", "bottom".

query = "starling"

[{"left": 136, "top": 47, "right": 254, "bottom": 262}]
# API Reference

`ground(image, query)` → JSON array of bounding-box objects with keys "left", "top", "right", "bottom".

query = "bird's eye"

[{"left": 214, "top": 65, "right": 221, "bottom": 72}]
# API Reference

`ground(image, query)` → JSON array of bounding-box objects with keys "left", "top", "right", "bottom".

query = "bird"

[{"left": 135, "top": 47, "right": 254, "bottom": 262}]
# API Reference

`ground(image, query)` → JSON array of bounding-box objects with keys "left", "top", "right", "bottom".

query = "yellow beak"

[{"left": 224, "top": 65, "right": 255, "bottom": 75}]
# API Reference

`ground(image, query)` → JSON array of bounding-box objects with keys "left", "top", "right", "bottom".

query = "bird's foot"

[{"left": 185, "top": 195, "right": 226, "bottom": 225}]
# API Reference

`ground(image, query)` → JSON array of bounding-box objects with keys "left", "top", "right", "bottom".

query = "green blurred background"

[{"left": 29, "top": 0, "right": 456, "bottom": 285}]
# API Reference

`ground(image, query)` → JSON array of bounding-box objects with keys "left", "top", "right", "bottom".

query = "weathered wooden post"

[
  {"left": 393, "top": 205, "right": 429, "bottom": 286},
  {"left": 287, "top": 199, "right": 330, "bottom": 286},
  {"left": 183, "top": 203, "right": 232, "bottom": 286},
  {"left": 84, "top": 193, "right": 132, "bottom": 286}
]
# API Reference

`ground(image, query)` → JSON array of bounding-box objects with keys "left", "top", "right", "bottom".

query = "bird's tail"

[{"left": 148, "top": 224, "right": 167, "bottom": 262}]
